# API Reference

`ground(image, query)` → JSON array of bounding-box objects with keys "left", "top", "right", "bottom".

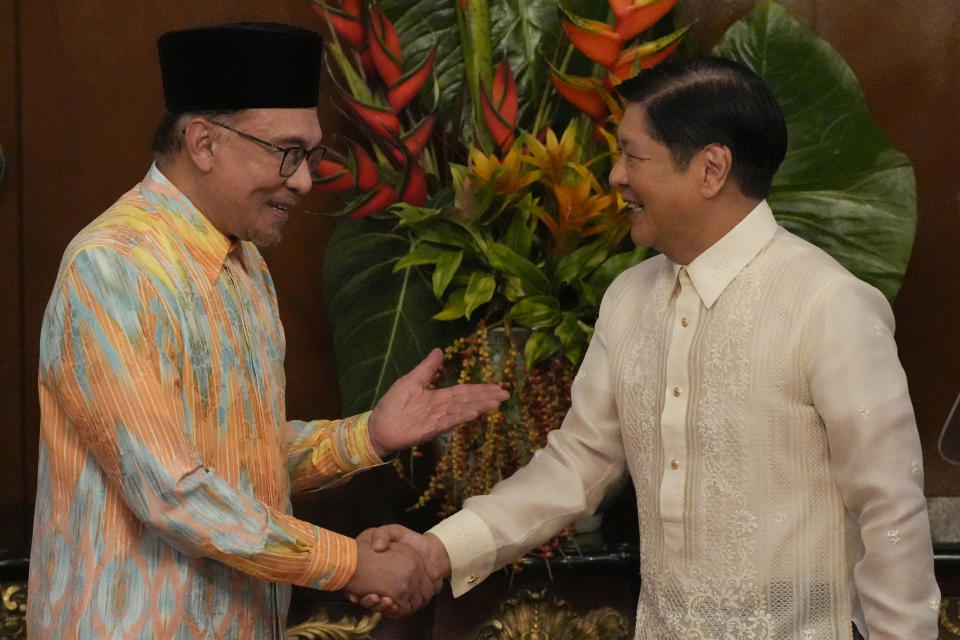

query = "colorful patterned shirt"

[{"left": 28, "top": 165, "right": 382, "bottom": 639}]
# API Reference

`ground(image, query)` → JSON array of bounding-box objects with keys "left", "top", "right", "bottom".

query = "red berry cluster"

[{"left": 398, "top": 322, "right": 575, "bottom": 519}]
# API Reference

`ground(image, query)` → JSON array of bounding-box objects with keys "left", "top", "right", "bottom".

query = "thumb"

[
  {"left": 371, "top": 524, "right": 411, "bottom": 552},
  {"left": 404, "top": 348, "right": 443, "bottom": 387}
]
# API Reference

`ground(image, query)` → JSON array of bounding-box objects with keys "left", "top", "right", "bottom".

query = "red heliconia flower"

[
  {"left": 614, "top": 0, "right": 679, "bottom": 41},
  {"left": 312, "top": 159, "right": 354, "bottom": 192},
  {"left": 388, "top": 49, "right": 436, "bottom": 112},
  {"left": 550, "top": 72, "right": 609, "bottom": 121},
  {"left": 481, "top": 60, "right": 519, "bottom": 152},
  {"left": 349, "top": 183, "right": 398, "bottom": 218},
  {"left": 369, "top": 6, "right": 404, "bottom": 87},
  {"left": 309, "top": 0, "right": 365, "bottom": 49},
  {"left": 607, "top": 26, "right": 687, "bottom": 83},
  {"left": 402, "top": 115, "right": 437, "bottom": 157},
  {"left": 351, "top": 142, "right": 379, "bottom": 190},
  {"left": 561, "top": 11, "right": 622, "bottom": 68},
  {"left": 342, "top": 94, "right": 401, "bottom": 138},
  {"left": 400, "top": 163, "right": 428, "bottom": 206}
]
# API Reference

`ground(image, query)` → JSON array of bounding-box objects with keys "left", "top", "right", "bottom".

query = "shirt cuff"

[
  {"left": 335, "top": 411, "right": 383, "bottom": 470},
  {"left": 299, "top": 525, "right": 359, "bottom": 592},
  {"left": 428, "top": 510, "right": 497, "bottom": 597}
]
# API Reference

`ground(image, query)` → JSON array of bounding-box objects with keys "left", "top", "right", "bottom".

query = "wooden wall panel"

[{"left": 0, "top": 0, "right": 26, "bottom": 552}]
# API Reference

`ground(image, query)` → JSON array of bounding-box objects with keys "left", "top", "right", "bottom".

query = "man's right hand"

[
  {"left": 347, "top": 525, "right": 452, "bottom": 614},
  {"left": 343, "top": 529, "right": 442, "bottom": 617}
]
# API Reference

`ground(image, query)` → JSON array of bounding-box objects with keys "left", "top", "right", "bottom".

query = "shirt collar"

[
  {"left": 670, "top": 200, "right": 778, "bottom": 308},
  {"left": 141, "top": 163, "right": 234, "bottom": 284}
]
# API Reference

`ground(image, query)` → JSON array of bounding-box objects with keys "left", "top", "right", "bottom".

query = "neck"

[{"left": 667, "top": 191, "right": 762, "bottom": 265}]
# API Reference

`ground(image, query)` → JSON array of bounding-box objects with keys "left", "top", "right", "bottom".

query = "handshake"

[{"left": 343, "top": 525, "right": 453, "bottom": 617}]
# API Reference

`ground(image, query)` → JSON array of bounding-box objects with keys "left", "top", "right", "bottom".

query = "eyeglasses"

[{"left": 210, "top": 121, "right": 326, "bottom": 178}]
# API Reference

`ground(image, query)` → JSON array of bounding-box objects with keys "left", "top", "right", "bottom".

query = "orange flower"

[
  {"left": 539, "top": 167, "right": 615, "bottom": 253},
  {"left": 521, "top": 123, "right": 581, "bottom": 185},
  {"left": 469, "top": 145, "right": 540, "bottom": 196}
]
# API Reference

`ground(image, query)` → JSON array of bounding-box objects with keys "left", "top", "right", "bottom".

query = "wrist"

[{"left": 424, "top": 532, "right": 452, "bottom": 579}]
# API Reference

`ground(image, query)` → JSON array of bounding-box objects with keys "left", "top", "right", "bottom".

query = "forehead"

[
  {"left": 234, "top": 108, "right": 324, "bottom": 145},
  {"left": 617, "top": 103, "right": 654, "bottom": 144}
]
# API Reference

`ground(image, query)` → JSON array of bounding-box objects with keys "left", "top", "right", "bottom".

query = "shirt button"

[
  {"left": 670, "top": 459, "right": 680, "bottom": 470},
  {"left": 681, "top": 317, "right": 688, "bottom": 327},
  {"left": 467, "top": 575, "right": 480, "bottom": 584},
  {"left": 673, "top": 387, "right": 681, "bottom": 397}
]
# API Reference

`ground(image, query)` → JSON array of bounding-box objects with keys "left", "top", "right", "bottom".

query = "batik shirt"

[
  {"left": 28, "top": 165, "right": 382, "bottom": 639},
  {"left": 432, "top": 202, "right": 941, "bottom": 639}
]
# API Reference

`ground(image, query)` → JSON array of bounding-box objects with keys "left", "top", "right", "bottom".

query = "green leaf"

[
  {"left": 433, "top": 250, "right": 464, "bottom": 297},
  {"left": 504, "top": 276, "right": 526, "bottom": 301},
  {"left": 587, "top": 246, "right": 649, "bottom": 301},
  {"left": 510, "top": 295, "right": 561, "bottom": 328},
  {"left": 434, "top": 287, "right": 468, "bottom": 320},
  {"left": 393, "top": 243, "right": 448, "bottom": 271},
  {"left": 391, "top": 202, "right": 443, "bottom": 225},
  {"left": 464, "top": 271, "right": 497, "bottom": 317},
  {"left": 554, "top": 236, "right": 611, "bottom": 284},
  {"left": 406, "top": 216, "right": 477, "bottom": 252},
  {"left": 713, "top": 1, "right": 915, "bottom": 301},
  {"left": 524, "top": 329, "right": 561, "bottom": 368},
  {"left": 555, "top": 312, "right": 586, "bottom": 365},
  {"left": 486, "top": 242, "right": 550, "bottom": 295},
  {"left": 323, "top": 219, "right": 461, "bottom": 414}
]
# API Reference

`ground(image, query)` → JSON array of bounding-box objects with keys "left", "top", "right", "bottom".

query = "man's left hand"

[{"left": 368, "top": 348, "right": 509, "bottom": 457}]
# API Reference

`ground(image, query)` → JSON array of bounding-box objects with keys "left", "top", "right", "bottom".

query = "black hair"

[{"left": 615, "top": 56, "right": 787, "bottom": 199}]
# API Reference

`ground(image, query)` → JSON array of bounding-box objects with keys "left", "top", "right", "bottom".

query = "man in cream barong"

[{"left": 362, "top": 57, "right": 941, "bottom": 638}]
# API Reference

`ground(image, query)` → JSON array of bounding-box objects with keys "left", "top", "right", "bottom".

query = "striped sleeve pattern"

[{"left": 27, "top": 166, "right": 372, "bottom": 639}]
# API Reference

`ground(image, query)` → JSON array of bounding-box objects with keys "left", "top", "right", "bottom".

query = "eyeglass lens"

[{"left": 280, "top": 146, "right": 327, "bottom": 177}]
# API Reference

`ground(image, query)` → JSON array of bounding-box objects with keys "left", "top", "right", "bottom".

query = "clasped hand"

[{"left": 343, "top": 525, "right": 451, "bottom": 617}]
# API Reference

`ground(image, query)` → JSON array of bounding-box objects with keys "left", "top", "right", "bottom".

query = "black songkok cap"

[{"left": 157, "top": 22, "right": 322, "bottom": 112}]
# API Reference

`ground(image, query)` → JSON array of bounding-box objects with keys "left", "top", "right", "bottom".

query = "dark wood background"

[{"left": 1, "top": 0, "right": 957, "bottom": 557}]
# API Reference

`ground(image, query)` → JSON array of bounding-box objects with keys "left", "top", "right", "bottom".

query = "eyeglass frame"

[{"left": 208, "top": 120, "right": 326, "bottom": 178}]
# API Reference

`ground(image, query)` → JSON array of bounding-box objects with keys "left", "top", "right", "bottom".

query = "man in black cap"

[{"left": 27, "top": 22, "right": 507, "bottom": 639}]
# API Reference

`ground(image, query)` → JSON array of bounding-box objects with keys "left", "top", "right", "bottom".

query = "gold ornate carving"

[
  {"left": 942, "top": 598, "right": 960, "bottom": 638},
  {"left": 475, "top": 589, "right": 628, "bottom": 640},
  {"left": 1, "top": 583, "right": 27, "bottom": 640},
  {"left": 286, "top": 609, "right": 381, "bottom": 640}
]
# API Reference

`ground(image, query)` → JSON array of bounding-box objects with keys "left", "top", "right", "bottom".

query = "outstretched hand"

[{"left": 368, "top": 348, "right": 509, "bottom": 457}]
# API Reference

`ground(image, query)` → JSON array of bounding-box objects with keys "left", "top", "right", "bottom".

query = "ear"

[
  {"left": 697, "top": 143, "right": 733, "bottom": 198},
  {"left": 181, "top": 118, "right": 218, "bottom": 173}
]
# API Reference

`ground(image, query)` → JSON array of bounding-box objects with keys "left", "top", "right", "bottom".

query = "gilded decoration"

[
  {"left": 1, "top": 583, "right": 26, "bottom": 640},
  {"left": 942, "top": 598, "right": 960, "bottom": 639},
  {"left": 286, "top": 609, "right": 380, "bottom": 639},
  {"left": 474, "top": 589, "right": 628, "bottom": 640}
]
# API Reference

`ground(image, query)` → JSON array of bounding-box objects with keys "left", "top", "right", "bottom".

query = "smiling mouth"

[{"left": 268, "top": 200, "right": 296, "bottom": 217}]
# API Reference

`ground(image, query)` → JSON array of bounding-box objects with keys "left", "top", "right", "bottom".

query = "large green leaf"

[
  {"left": 323, "top": 219, "right": 462, "bottom": 415},
  {"left": 713, "top": 2, "right": 915, "bottom": 301}
]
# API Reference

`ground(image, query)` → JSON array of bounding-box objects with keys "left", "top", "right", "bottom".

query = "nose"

[
  {"left": 285, "top": 157, "right": 313, "bottom": 195},
  {"left": 608, "top": 153, "right": 626, "bottom": 189}
]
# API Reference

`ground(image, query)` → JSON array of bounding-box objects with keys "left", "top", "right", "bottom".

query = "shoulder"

[
  {"left": 604, "top": 254, "right": 671, "bottom": 301},
  {"left": 765, "top": 228, "right": 892, "bottom": 325}
]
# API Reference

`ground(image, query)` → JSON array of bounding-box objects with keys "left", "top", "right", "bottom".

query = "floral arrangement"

[
  {"left": 309, "top": 0, "right": 917, "bottom": 523},
  {"left": 310, "top": 0, "right": 684, "bottom": 364},
  {"left": 308, "top": 0, "right": 684, "bottom": 516}
]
